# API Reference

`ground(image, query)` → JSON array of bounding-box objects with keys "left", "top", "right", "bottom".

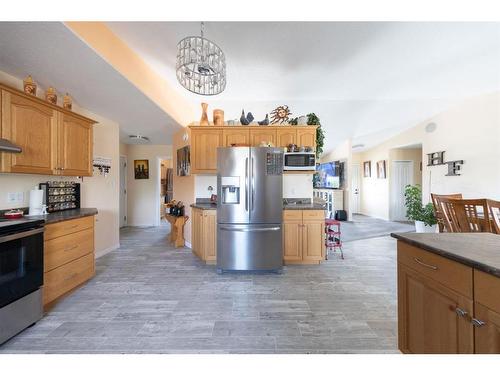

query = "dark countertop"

[
  {"left": 26, "top": 208, "right": 98, "bottom": 224},
  {"left": 190, "top": 203, "right": 326, "bottom": 211},
  {"left": 283, "top": 203, "right": 326, "bottom": 210},
  {"left": 190, "top": 203, "right": 217, "bottom": 210},
  {"left": 391, "top": 232, "right": 500, "bottom": 277}
]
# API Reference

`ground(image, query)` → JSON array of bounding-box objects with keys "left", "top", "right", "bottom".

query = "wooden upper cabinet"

[
  {"left": 250, "top": 128, "right": 276, "bottom": 146},
  {"left": 1, "top": 90, "right": 57, "bottom": 174},
  {"left": 297, "top": 127, "right": 317, "bottom": 149},
  {"left": 276, "top": 128, "right": 297, "bottom": 148},
  {"left": 222, "top": 128, "right": 249, "bottom": 146},
  {"left": 58, "top": 112, "right": 93, "bottom": 176},
  {"left": 191, "top": 128, "right": 223, "bottom": 173},
  {"left": 398, "top": 263, "right": 474, "bottom": 354}
]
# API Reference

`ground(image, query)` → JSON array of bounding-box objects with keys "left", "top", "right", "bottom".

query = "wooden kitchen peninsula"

[{"left": 392, "top": 232, "right": 500, "bottom": 354}]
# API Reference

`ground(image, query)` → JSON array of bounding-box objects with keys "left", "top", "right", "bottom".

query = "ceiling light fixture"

[
  {"left": 176, "top": 22, "right": 226, "bottom": 96},
  {"left": 129, "top": 135, "right": 151, "bottom": 144}
]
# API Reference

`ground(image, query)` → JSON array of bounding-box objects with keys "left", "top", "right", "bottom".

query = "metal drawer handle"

[
  {"left": 455, "top": 307, "right": 468, "bottom": 318},
  {"left": 472, "top": 318, "right": 486, "bottom": 327},
  {"left": 64, "top": 245, "right": 78, "bottom": 252},
  {"left": 219, "top": 226, "right": 280, "bottom": 232},
  {"left": 414, "top": 257, "right": 438, "bottom": 270}
]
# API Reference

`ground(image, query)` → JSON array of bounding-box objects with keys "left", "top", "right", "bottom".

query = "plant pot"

[{"left": 415, "top": 221, "right": 437, "bottom": 233}]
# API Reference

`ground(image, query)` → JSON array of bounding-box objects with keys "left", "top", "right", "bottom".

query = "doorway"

[
  {"left": 351, "top": 163, "right": 361, "bottom": 214},
  {"left": 156, "top": 157, "right": 173, "bottom": 227},
  {"left": 390, "top": 160, "right": 414, "bottom": 221},
  {"left": 119, "top": 155, "right": 127, "bottom": 228}
]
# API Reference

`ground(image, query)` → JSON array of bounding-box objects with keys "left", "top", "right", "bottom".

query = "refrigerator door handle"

[
  {"left": 245, "top": 157, "right": 249, "bottom": 212},
  {"left": 251, "top": 157, "right": 255, "bottom": 211},
  {"left": 219, "top": 226, "right": 281, "bottom": 232}
]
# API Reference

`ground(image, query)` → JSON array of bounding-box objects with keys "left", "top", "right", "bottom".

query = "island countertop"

[
  {"left": 190, "top": 203, "right": 326, "bottom": 211},
  {"left": 391, "top": 232, "right": 500, "bottom": 277}
]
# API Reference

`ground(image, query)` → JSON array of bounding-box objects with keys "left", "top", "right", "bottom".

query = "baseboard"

[{"left": 95, "top": 243, "right": 120, "bottom": 259}]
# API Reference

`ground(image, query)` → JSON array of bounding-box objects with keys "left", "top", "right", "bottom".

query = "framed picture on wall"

[
  {"left": 377, "top": 160, "right": 387, "bottom": 179},
  {"left": 134, "top": 159, "right": 149, "bottom": 179},
  {"left": 177, "top": 145, "right": 190, "bottom": 176},
  {"left": 363, "top": 161, "right": 371, "bottom": 177}
]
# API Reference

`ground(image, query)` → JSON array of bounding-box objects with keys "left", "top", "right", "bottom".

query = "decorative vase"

[
  {"left": 213, "top": 109, "right": 224, "bottom": 126},
  {"left": 200, "top": 103, "right": 209, "bottom": 126},
  {"left": 23, "top": 75, "right": 37, "bottom": 96},
  {"left": 298, "top": 115, "right": 307, "bottom": 125},
  {"left": 63, "top": 93, "right": 72, "bottom": 110},
  {"left": 45, "top": 87, "right": 57, "bottom": 105}
]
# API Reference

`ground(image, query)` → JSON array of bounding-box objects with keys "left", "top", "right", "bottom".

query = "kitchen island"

[{"left": 392, "top": 232, "right": 500, "bottom": 354}]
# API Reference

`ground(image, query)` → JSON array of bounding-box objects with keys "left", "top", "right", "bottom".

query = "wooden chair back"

[
  {"left": 431, "top": 193, "right": 462, "bottom": 232},
  {"left": 487, "top": 199, "right": 500, "bottom": 234},
  {"left": 440, "top": 198, "right": 492, "bottom": 233}
]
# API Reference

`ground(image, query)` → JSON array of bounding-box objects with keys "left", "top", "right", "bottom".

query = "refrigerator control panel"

[{"left": 266, "top": 152, "right": 284, "bottom": 175}]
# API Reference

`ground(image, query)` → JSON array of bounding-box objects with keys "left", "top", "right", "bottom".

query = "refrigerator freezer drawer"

[{"left": 217, "top": 224, "right": 283, "bottom": 271}]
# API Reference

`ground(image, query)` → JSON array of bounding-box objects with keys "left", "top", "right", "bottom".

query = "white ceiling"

[
  {"left": 0, "top": 22, "right": 498, "bottom": 152},
  {"left": 106, "top": 22, "right": 500, "bottom": 152},
  {"left": 0, "top": 22, "right": 183, "bottom": 144}
]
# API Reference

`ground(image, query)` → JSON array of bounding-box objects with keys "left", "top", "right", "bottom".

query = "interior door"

[
  {"left": 351, "top": 163, "right": 361, "bottom": 214},
  {"left": 119, "top": 156, "right": 127, "bottom": 228},
  {"left": 249, "top": 147, "right": 283, "bottom": 224},
  {"left": 391, "top": 161, "right": 413, "bottom": 221}
]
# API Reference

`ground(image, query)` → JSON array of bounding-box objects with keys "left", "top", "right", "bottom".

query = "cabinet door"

[
  {"left": 276, "top": 128, "right": 297, "bottom": 148},
  {"left": 191, "top": 129, "right": 222, "bottom": 173},
  {"left": 398, "top": 264, "right": 474, "bottom": 354},
  {"left": 302, "top": 220, "right": 324, "bottom": 262},
  {"left": 283, "top": 221, "right": 302, "bottom": 261},
  {"left": 1, "top": 91, "right": 57, "bottom": 174},
  {"left": 58, "top": 112, "right": 93, "bottom": 176},
  {"left": 222, "top": 128, "right": 249, "bottom": 146},
  {"left": 474, "top": 303, "right": 500, "bottom": 353},
  {"left": 249, "top": 128, "right": 276, "bottom": 147},
  {"left": 297, "top": 127, "right": 316, "bottom": 149},
  {"left": 203, "top": 212, "right": 217, "bottom": 262}
]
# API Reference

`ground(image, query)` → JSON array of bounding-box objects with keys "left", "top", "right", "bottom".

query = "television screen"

[{"left": 314, "top": 162, "right": 340, "bottom": 188}]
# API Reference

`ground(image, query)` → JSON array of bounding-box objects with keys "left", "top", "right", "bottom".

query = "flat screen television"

[{"left": 314, "top": 161, "right": 340, "bottom": 189}]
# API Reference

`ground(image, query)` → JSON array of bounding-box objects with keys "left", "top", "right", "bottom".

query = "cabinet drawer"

[
  {"left": 44, "top": 227, "right": 94, "bottom": 272},
  {"left": 397, "top": 242, "right": 473, "bottom": 298},
  {"left": 283, "top": 210, "right": 302, "bottom": 221},
  {"left": 474, "top": 270, "right": 500, "bottom": 313},
  {"left": 43, "top": 252, "right": 94, "bottom": 305},
  {"left": 45, "top": 216, "right": 94, "bottom": 240},
  {"left": 302, "top": 210, "right": 325, "bottom": 221}
]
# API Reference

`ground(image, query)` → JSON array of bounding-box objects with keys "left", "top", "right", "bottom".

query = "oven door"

[
  {"left": 0, "top": 227, "right": 44, "bottom": 308},
  {"left": 284, "top": 153, "right": 316, "bottom": 170}
]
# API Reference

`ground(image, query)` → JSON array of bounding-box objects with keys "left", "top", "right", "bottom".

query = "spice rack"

[{"left": 39, "top": 181, "right": 80, "bottom": 213}]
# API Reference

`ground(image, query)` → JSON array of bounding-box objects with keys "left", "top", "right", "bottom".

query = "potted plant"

[
  {"left": 306, "top": 113, "right": 325, "bottom": 158},
  {"left": 404, "top": 184, "right": 437, "bottom": 233}
]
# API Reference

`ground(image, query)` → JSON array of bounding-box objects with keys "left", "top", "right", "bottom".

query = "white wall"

[
  {"left": 0, "top": 70, "right": 121, "bottom": 257},
  {"left": 122, "top": 144, "right": 173, "bottom": 226},
  {"left": 344, "top": 92, "right": 500, "bottom": 220},
  {"left": 195, "top": 175, "right": 217, "bottom": 199},
  {"left": 283, "top": 174, "right": 314, "bottom": 199}
]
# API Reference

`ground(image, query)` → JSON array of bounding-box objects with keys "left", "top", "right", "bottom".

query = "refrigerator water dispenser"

[{"left": 221, "top": 176, "right": 240, "bottom": 204}]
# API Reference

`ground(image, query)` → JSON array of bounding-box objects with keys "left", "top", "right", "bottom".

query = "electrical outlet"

[
  {"left": 7, "top": 192, "right": 17, "bottom": 203},
  {"left": 16, "top": 192, "right": 24, "bottom": 203}
]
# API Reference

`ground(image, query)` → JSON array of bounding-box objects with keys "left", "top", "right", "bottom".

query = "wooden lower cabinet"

[
  {"left": 283, "top": 210, "right": 325, "bottom": 264},
  {"left": 397, "top": 241, "right": 500, "bottom": 354},
  {"left": 43, "top": 216, "right": 95, "bottom": 306},
  {"left": 398, "top": 263, "right": 474, "bottom": 353},
  {"left": 191, "top": 208, "right": 217, "bottom": 263}
]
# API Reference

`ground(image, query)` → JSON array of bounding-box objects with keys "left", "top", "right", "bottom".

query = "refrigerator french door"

[{"left": 217, "top": 147, "right": 283, "bottom": 272}]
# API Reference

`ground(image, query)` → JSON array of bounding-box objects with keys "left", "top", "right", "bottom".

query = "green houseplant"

[
  {"left": 306, "top": 113, "right": 325, "bottom": 158},
  {"left": 404, "top": 184, "right": 437, "bottom": 233}
]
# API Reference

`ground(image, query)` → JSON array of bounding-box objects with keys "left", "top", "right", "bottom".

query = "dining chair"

[
  {"left": 440, "top": 198, "right": 493, "bottom": 233},
  {"left": 431, "top": 193, "right": 462, "bottom": 232},
  {"left": 487, "top": 199, "right": 500, "bottom": 234}
]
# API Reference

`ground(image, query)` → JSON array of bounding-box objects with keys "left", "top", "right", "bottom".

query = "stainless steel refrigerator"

[{"left": 217, "top": 147, "right": 283, "bottom": 272}]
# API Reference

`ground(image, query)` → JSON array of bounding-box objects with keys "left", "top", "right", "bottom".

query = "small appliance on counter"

[
  {"left": 39, "top": 181, "right": 80, "bottom": 213},
  {"left": 283, "top": 151, "right": 316, "bottom": 171}
]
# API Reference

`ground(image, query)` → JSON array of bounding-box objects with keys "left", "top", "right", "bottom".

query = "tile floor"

[{"left": 0, "top": 226, "right": 402, "bottom": 354}]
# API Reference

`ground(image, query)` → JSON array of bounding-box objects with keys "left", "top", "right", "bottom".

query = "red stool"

[{"left": 325, "top": 219, "right": 343, "bottom": 259}]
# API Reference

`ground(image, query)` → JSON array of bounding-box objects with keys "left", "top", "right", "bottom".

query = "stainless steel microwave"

[{"left": 283, "top": 152, "right": 316, "bottom": 171}]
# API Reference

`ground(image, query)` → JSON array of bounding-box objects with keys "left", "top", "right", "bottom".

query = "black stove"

[{"left": 0, "top": 218, "right": 45, "bottom": 234}]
